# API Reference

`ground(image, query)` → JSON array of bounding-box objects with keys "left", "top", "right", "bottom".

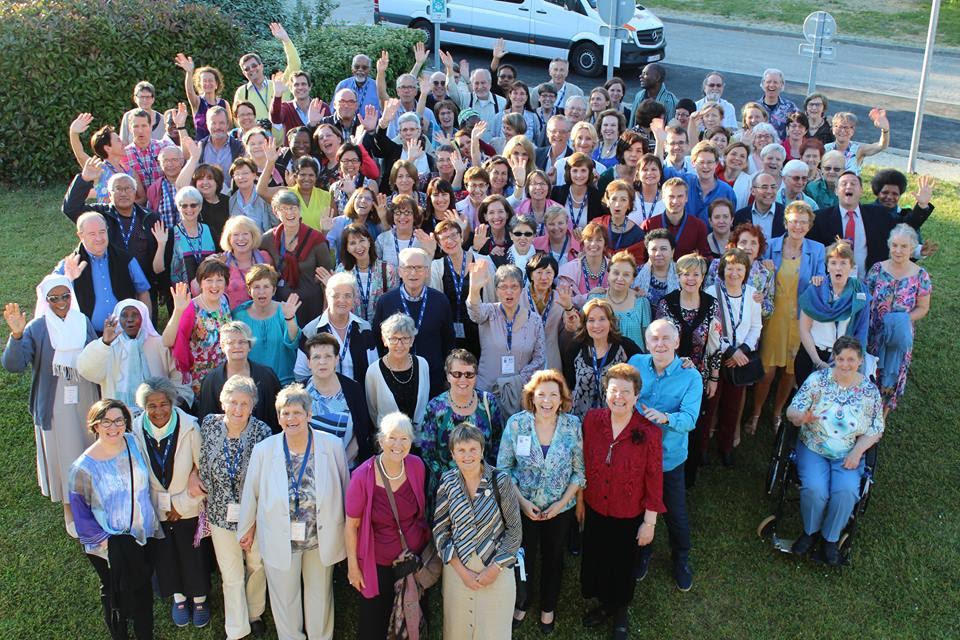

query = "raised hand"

[
  {"left": 170, "top": 282, "right": 191, "bottom": 311},
  {"left": 2, "top": 303, "right": 27, "bottom": 339},
  {"left": 280, "top": 293, "right": 302, "bottom": 319},
  {"left": 70, "top": 113, "right": 94, "bottom": 134},
  {"left": 102, "top": 314, "right": 119, "bottom": 345},
  {"left": 492, "top": 37, "right": 507, "bottom": 60},
  {"left": 81, "top": 156, "right": 104, "bottom": 182},
  {"left": 470, "top": 120, "right": 487, "bottom": 140},
  {"left": 360, "top": 104, "right": 378, "bottom": 132},
  {"left": 382, "top": 98, "right": 401, "bottom": 122},
  {"left": 315, "top": 266, "right": 333, "bottom": 285},
  {"left": 459, "top": 59, "right": 470, "bottom": 77},
  {"left": 180, "top": 134, "right": 199, "bottom": 158},
  {"left": 869, "top": 107, "right": 889, "bottom": 131},
  {"left": 414, "top": 228, "right": 437, "bottom": 256},
  {"left": 375, "top": 192, "right": 388, "bottom": 215},
  {"left": 740, "top": 127, "right": 755, "bottom": 148},
  {"left": 263, "top": 135, "right": 279, "bottom": 164},
  {"left": 413, "top": 41, "right": 430, "bottom": 65},
  {"left": 508, "top": 153, "right": 526, "bottom": 186},
  {"left": 471, "top": 223, "right": 488, "bottom": 251},
  {"left": 650, "top": 117, "right": 666, "bottom": 139},
  {"left": 468, "top": 258, "right": 489, "bottom": 289},
  {"left": 174, "top": 53, "right": 195, "bottom": 73},
  {"left": 173, "top": 103, "right": 188, "bottom": 128},
  {"left": 405, "top": 137, "right": 424, "bottom": 162},
  {"left": 269, "top": 22, "right": 291, "bottom": 43},
  {"left": 151, "top": 220, "right": 167, "bottom": 246},
  {"left": 914, "top": 174, "right": 935, "bottom": 209},
  {"left": 308, "top": 98, "right": 325, "bottom": 126},
  {"left": 419, "top": 73, "right": 431, "bottom": 96},
  {"left": 376, "top": 50, "right": 390, "bottom": 75},
  {"left": 272, "top": 71, "right": 288, "bottom": 96},
  {"left": 438, "top": 49, "right": 454, "bottom": 71},
  {"left": 556, "top": 279, "right": 574, "bottom": 309},
  {"left": 62, "top": 254, "right": 88, "bottom": 281}
]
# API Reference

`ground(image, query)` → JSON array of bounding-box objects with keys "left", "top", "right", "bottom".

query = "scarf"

[
  {"left": 272, "top": 223, "right": 325, "bottom": 289},
  {"left": 111, "top": 299, "right": 157, "bottom": 409},
  {"left": 35, "top": 275, "right": 87, "bottom": 376},
  {"left": 799, "top": 277, "right": 867, "bottom": 325},
  {"left": 143, "top": 407, "right": 179, "bottom": 442}
]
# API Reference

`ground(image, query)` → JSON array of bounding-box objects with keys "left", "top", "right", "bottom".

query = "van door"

[
  {"left": 530, "top": 0, "right": 578, "bottom": 59},
  {"left": 471, "top": 0, "right": 531, "bottom": 55},
  {"left": 440, "top": 0, "right": 474, "bottom": 48}
]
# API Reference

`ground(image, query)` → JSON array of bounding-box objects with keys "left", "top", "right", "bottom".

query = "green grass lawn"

[
  {"left": 651, "top": 0, "right": 960, "bottom": 49},
  {"left": 1, "top": 171, "right": 959, "bottom": 638}
]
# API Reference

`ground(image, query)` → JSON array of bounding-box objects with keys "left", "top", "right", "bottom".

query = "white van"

[{"left": 375, "top": 0, "right": 666, "bottom": 77}]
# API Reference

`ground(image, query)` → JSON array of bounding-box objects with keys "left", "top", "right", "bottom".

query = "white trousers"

[
  {"left": 210, "top": 524, "right": 267, "bottom": 640},
  {"left": 263, "top": 549, "right": 335, "bottom": 640}
]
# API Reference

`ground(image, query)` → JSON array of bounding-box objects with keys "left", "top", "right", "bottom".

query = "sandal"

[{"left": 744, "top": 415, "right": 760, "bottom": 436}]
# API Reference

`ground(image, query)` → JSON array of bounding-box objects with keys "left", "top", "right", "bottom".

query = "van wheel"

[
  {"left": 410, "top": 19, "right": 435, "bottom": 51},
  {"left": 570, "top": 42, "right": 603, "bottom": 77}
]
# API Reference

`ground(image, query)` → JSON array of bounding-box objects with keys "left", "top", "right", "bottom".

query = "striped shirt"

[
  {"left": 433, "top": 463, "right": 522, "bottom": 568},
  {"left": 306, "top": 380, "right": 353, "bottom": 450}
]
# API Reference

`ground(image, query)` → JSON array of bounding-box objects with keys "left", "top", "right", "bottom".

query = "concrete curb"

[{"left": 660, "top": 15, "right": 960, "bottom": 60}]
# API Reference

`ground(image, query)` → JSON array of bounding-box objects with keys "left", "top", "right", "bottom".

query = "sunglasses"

[
  {"left": 448, "top": 371, "right": 477, "bottom": 379},
  {"left": 432, "top": 80, "right": 446, "bottom": 86},
  {"left": 46, "top": 292, "right": 72, "bottom": 303},
  {"left": 511, "top": 230, "right": 535, "bottom": 237}
]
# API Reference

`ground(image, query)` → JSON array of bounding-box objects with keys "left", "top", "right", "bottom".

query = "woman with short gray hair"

[
  {"left": 198, "top": 374, "right": 273, "bottom": 640},
  {"left": 865, "top": 223, "right": 932, "bottom": 416},
  {"left": 130, "top": 377, "right": 211, "bottom": 627},
  {"left": 468, "top": 262, "right": 545, "bottom": 416},
  {"left": 747, "top": 122, "right": 779, "bottom": 173},
  {"left": 365, "top": 312, "right": 430, "bottom": 429}
]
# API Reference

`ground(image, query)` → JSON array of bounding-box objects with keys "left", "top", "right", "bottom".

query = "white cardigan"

[
  {"left": 77, "top": 335, "right": 193, "bottom": 407},
  {"left": 430, "top": 251, "right": 496, "bottom": 302},
  {"left": 131, "top": 408, "right": 202, "bottom": 521},
  {"left": 716, "top": 283, "right": 763, "bottom": 351},
  {"left": 364, "top": 355, "right": 430, "bottom": 428},
  {"left": 237, "top": 431, "right": 348, "bottom": 570}
]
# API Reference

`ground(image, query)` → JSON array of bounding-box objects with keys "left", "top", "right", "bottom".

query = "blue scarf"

[{"left": 799, "top": 277, "right": 867, "bottom": 326}]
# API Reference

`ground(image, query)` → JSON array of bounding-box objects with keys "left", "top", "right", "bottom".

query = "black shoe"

[
  {"left": 250, "top": 619, "right": 267, "bottom": 637},
  {"left": 721, "top": 451, "right": 734, "bottom": 467},
  {"left": 823, "top": 541, "right": 843, "bottom": 566},
  {"left": 674, "top": 561, "right": 693, "bottom": 592},
  {"left": 582, "top": 605, "right": 612, "bottom": 628},
  {"left": 513, "top": 612, "right": 527, "bottom": 630},
  {"left": 791, "top": 533, "right": 817, "bottom": 556},
  {"left": 611, "top": 609, "right": 629, "bottom": 639},
  {"left": 634, "top": 552, "right": 651, "bottom": 581},
  {"left": 539, "top": 616, "right": 556, "bottom": 635}
]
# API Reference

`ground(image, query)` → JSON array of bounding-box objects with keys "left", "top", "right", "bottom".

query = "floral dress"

[
  {"left": 865, "top": 263, "right": 932, "bottom": 410},
  {"left": 188, "top": 297, "right": 231, "bottom": 393}
]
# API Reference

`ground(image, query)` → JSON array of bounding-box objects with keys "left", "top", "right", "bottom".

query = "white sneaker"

[{"left": 66, "top": 520, "right": 78, "bottom": 539}]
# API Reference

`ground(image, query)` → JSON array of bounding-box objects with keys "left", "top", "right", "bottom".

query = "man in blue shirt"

[
  {"left": 627, "top": 319, "right": 702, "bottom": 592},
  {"left": 682, "top": 141, "right": 736, "bottom": 226}
]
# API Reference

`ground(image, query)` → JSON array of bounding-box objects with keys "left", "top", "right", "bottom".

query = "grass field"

[
  {"left": 0, "top": 170, "right": 959, "bottom": 638},
  {"left": 651, "top": 0, "right": 960, "bottom": 49}
]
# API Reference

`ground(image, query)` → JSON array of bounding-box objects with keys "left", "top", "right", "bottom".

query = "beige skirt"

[{"left": 442, "top": 553, "right": 515, "bottom": 640}]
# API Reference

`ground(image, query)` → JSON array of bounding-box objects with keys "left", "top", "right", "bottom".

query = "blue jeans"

[
  {"left": 639, "top": 464, "right": 691, "bottom": 564},
  {"left": 796, "top": 441, "right": 864, "bottom": 542}
]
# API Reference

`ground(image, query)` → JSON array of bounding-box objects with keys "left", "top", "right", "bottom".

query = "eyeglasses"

[
  {"left": 353, "top": 65, "right": 370, "bottom": 71},
  {"left": 401, "top": 265, "right": 427, "bottom": 272},
  {"left": 111, "top": 185, "right": 135, "bottom": 194},
  {"left": 754, "top": 185, "right": 777, "bottom": 191},
  {"left": 511, "top": 230, "right": 535, "bottom": 237},
  {"left": 222, "top": 339, "right": 250, "bottom": 347},
  {"left": 180, "top": 202, "right": 201, "bottom": 209},
  {"left": 706, "top": 83, "right": 723, "bottom": 88},
  {"left": 834, "top": 125, "right": 854, "bottom": 132},
  {"left": 242, "top": 63, "right": 261, "bottom": 72},
  {"left": 98, "top": 417, "right": 127, "bottom": 429},
  {"left": 432, "top": 80, "right": 446, "bottom": 86},
  {"left": 822, "top": 165, "right": 844, "bottom": 172},
  {"left": 448, "top": 370, "right": 477, "bottom": 379},
  {"left": 388, "top": 336, "right": 412, "bottom": 344},
  {"left": 787, "top": 175, "right": 809, "bottom": 182},
  {"left": 46, "top": 292, "right": 72, "bottom": 303},
  {"left": 398, "top": 85, "right": 417, "bottom": 90}
]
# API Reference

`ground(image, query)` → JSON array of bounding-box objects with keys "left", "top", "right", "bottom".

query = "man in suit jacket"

[
  {"left": 733, "top": 172, "right": 785, "bottom": 242},
  {"left": 371, "top": 248, "right": 454, "bottom": 397},
  {"left": 809, "top": 171, "right": 933, "bottom": 276}
]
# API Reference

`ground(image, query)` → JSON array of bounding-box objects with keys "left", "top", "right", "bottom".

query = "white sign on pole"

[
  {"left": 597, "top": 0, "right": 634, "bottom": 80},
  {"left": 799, "top": 11, "right": 837, "bottom": 94},
  {"left": 429, "top": 0, "right": 447, "bottom": 22}
]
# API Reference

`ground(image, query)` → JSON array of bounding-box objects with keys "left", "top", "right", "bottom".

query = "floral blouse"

[
  {"left": 706, "top": 258, "right": 776, "bottom": 317},
  {"left": 496, "top": 411, "right": 585, "bottom": 512},
  {"left": 789, "top": 368, "right": 885, "bottom": 460},
  {"left": 563, "top": 339, "right": 640, "bottom": 418},
  {"left": 656, "top": 292, "right": 724, "bottom": 390},
  {"left": 188, "top": 297, "right": 231, "bottom": 393},
  {"left": 197, "top": 415, "right": 273, "bottom": 531},
  {"left": 287, "top": 448, "right": 319, "bottom": 552},
  {"left": 336, "top": 259, "right": 399, "bottom": 323}
]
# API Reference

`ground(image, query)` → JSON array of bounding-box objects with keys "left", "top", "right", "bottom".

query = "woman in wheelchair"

[{"left": 785, "top": 336, "right": 884, "bottom": 566}]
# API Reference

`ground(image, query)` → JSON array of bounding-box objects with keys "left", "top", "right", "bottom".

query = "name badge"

[
  {"left": 63, "top": 385, "right": 79, "bottom": 405},
  {"left": 157, "top": 492, "right": 172, "bottom": 513},
  {"left": 290, "top": 521, "right": 307, "bottom": 542},
  {"left": 226, "top": 503, "right": 241, "bottom": 523},
  {"left": 516, "top": 435, "right": 532, "bottom": 457},
  {"left": 453, "top": 322, "right": 465, "bottom": 339},
  {"left": 501, "top": 355, "right": 516, "bottom": 375}
]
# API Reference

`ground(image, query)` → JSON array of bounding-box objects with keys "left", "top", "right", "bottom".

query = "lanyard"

[
  {"left": 581, "top": 256, "right": 607, "bottom": 291},
  {"left": 178, "top": 223, "right": 204, "bottom": 258},
  {"left": 354, "top": 266, "right": 373, "bottom": 322},
  {"left": 446, "top": 254, "right": 468, "bottom": 321},
  {"left": 720, "top": 283, "right": 744, "bottom": 345},
  {"left": 551, "top": 233, "right": 570, "bottom": 265},
  {"left": 662, "top": 211, "right": 688, "bottom": 243},
  {"left": 283, "top": 429, "right": 313, "bottom": 519},
  {"left": 609, "top": 218, "right": 629, "bottom": 250},
  {"left": 638, "top": 188, "right": 660, "bottom": 220},
  {"left": 333, "top": 322, "right": 352, "bottom": 374},
  {"left": 250, "top": 81, "right": 270, "bottom": 110},
  {"left": 527, "top": 287, "right": 554, "bottom": 328},
  {"left": 500, "top": 304, "right": 519, "bottom": 350},
  {"left": 590, "top": 344, "right": 610, "bottom": 407},
  {"left": 118, "top": 211, "right": 138, "bottom": 250},
  {"left": 567, "top": 191, "right": 587, "bottom": 228},
  {"left": 400, "top": 286, "right": 428, "bottom": 330},
  {"left": 223, "top": 435, "right": 243, "bottom": 500},
  {"left": 393, "top": 229, "right": 414, "bottom": 262},
  {"left": 147, "top": 432, "right": 175, "bottom": 482}
]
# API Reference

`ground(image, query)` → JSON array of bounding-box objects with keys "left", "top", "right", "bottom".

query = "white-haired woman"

[
  {"left": 197, "top": 375, "right": 273, "bottom": 640},
  {"left": 238, "top": 384, "right": 349, "bottom": 640},
  {"left": 131, "top": 377, "right": 209, "bottom": 628},
  {"left": 365, "top": 313, "right": 430, "bottom": 429},
  {"left": 153, "top": 186, "right": 217, "bottom": 289},
  {"left": 346, "top": 412, "right": 432, "bottom": 639}
]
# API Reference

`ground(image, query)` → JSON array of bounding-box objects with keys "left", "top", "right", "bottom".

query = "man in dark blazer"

[
  {"left": 535, "top": 114, "right": 573, "bottom": 175},
  {"left": 809, "top": 171, "right": 933, "bottom": 276},
  {"left": 733, "top": 172, "right": 785, "bottom": 241},
  {"left": 371, "top": 247, "right": 454, "bottom": 397}
]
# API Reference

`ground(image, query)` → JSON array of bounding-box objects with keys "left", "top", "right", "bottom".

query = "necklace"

[
  {"left": 608, "top": 288, "right": 629, "bottom": 305},
  {"left": 378, "top": 454, "right": 405, "bottom": 481},
  {"left": 386, "top": 355, "right": 414, "bottom": 384},
  {"left": 450, "top": 391, "right": 477, "bottom": 413}
]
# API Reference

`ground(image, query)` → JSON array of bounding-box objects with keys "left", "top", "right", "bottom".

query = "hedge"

[
  {"left": 0, "top": 0, "right": 249, "bottom": 185},
  {"left": 0, "top": 0, "right": 424, "bottom": 186}
]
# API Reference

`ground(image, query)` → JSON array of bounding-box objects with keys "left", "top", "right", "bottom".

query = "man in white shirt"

[
  {"left": 444, "top": 62, "right": 506, "bottom": 142},
  {"left": 531, "top": 58, "right": 583, "bottom": 110},
  {"left": 695, "top": 72, "right": 738, "bottom": 130}
]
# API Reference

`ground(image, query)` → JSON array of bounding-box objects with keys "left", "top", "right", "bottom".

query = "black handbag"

[{"left": 716, "top": 283, "right": 764, "bottom": 387}]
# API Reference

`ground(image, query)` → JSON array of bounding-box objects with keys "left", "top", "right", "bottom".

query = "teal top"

[
  {"left": 588, "top": 291, "right": 652, "bottom": 350},
  {"left": 805, "top": 178, "right": 838, "bottom": 209},
  {"left": 232, "top": 301, "right": 301, "bottom": 385}
]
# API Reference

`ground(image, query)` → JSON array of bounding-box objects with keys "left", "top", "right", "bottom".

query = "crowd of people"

[{"left": 2, "top": 23, "right": 940, "bottom": 640}]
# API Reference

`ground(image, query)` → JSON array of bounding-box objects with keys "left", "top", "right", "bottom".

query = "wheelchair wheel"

[
  {"left": 837, "top": 532, "right": 850, "bottom": 550},
  {"left": 757, "top": 514, "right": 777, "bottom": 539},
  {"left": 765, "top": 422, "right": 792, "bottom": 495}
]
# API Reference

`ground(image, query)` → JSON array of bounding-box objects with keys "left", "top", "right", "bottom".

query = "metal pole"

[
  {"left": 434, "top": 21, "right": 440, "bottom": 70},
  {"left": 606, "top": 3, "right": 616, "bottom": 81},
  {"left": 908, "top": 0, "right": 941, "bottom": 174},
  {"left": 806, "top": 13, "right": 825, "bottom": 94}
]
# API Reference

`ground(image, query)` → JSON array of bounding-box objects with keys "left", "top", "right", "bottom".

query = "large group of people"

[{"left": 2, "top": 24, "right": 940, "bottom": 640}]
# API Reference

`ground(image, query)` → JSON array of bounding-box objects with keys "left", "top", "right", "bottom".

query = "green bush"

[
  {"left": 183, "top": 0, "right": 289, "bottom": 39},
  {"left": 0, "top": 0, "right": 249, "bottom": 186}
]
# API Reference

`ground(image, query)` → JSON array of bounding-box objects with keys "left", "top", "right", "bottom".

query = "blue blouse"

[
  {"left": 232, "top": 301, "right": 301, "bottom": 385},
  {"left": 765, "top": 236, "right": 826, "bottom": 317},
  {"left": 496, "top": 411, "right": 585, "bottom": 512}
]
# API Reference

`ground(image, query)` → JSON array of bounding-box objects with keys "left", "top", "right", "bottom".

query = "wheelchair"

[{"left": 756, "top": 420, "right": 878, "bottom": 566}]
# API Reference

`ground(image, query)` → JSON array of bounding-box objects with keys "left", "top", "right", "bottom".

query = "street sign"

[
  {"left": 596, "top": 0, "right": 635, "bottom": 26},
  {"left": 798, "top": 42, "right": 836, "bottom": 60},
  {"left": 428, "top": 0, "right": 447, "bottom": 23},
  {"left": 803, "top": 11, "right": 837, "bottom": 42},
  {"left": 799, "top": 11, "right": 837, "bottom": 93}
]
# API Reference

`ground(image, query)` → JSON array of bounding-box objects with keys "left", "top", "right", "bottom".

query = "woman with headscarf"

[
  {"left": 78, "top": 299, "right": 192, "bottom": 413},
  {"left": 3, "top": 275, "right": 99, "bottom": 536}
]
